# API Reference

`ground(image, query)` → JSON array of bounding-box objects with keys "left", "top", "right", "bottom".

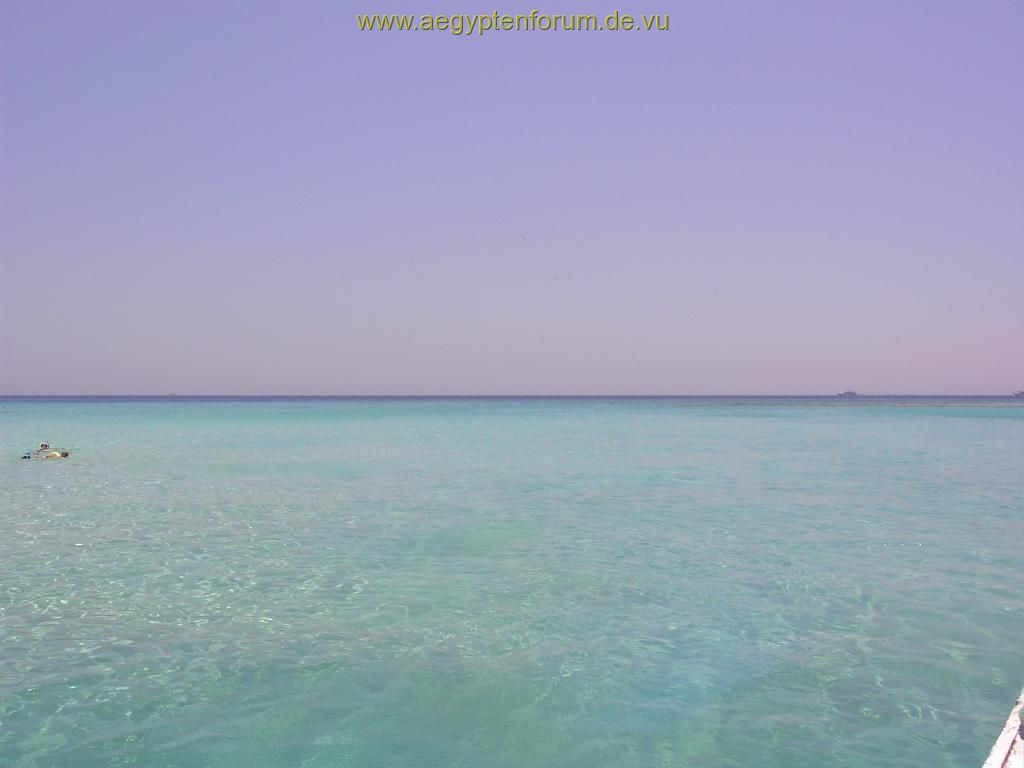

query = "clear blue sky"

[{"left": 2, "top": 1, "right": 1021, "bottom": 394}]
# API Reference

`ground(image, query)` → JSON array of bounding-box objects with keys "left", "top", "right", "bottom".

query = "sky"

[{"left": 1, "top": 1, "right": 1021, "bottom": 395}]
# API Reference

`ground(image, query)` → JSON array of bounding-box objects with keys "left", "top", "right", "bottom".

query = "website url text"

[{"left": 356, "top": 11, "right": 670, "bottom": 35}]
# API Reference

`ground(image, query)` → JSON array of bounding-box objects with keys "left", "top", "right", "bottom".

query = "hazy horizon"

[
  {"left": 3, "top": 1, "right": 1022, "bottom": 396},
  {"left": 1, "top": 392, "right": 1020, "bottom": 399}
]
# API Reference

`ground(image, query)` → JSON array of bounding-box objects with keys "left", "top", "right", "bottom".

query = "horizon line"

[{"left": 2, "top": 393, "right": 1021, "bottom": 399}]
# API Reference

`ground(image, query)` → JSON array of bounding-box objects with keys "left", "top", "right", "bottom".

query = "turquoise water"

[{"left": 1, "top": 397, "right": 1021, "bottom": 767}]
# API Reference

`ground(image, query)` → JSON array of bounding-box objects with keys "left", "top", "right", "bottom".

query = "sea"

[{"left": 1, "top": 396, "right": 1021, "bottom": 768}]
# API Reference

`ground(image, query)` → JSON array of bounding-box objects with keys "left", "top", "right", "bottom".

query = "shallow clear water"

[{"left": 1, "top": 397, "right": 1021, "bottom": 767}]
